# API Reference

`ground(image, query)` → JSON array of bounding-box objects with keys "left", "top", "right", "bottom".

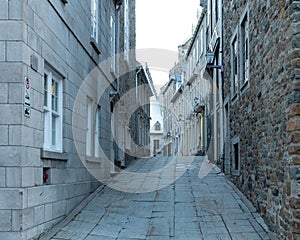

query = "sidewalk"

[{"left": 44, "top": 156, "right": 271, "bottom": 240}]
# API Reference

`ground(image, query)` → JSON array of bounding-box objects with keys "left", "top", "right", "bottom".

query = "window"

[
  {"left": 199, "top": 28, "right": 204, "bottom": 56},
  {"left": 91, "top": 0, "right": 99, "bottom": 42},
  {"left": 240, "top": 11, "right": 249, "bottom": 87},
  {"left": 155, "top": 122, "right": 161, "bottom": 131},
  {"left": 231, "top": 35, "right": 238, "bottom": 97},
  {"left": 43, "top": 67, "right": 63, "bottom": 152},
  {"left": 86, "top": 98, "right": 101, "bottom": 158},
  {"left": 232, "top": 137, "right": 240, "bottom": 175},
  {"left": 110, "top": 15, "right": 116, "bottom": 72},
  {"left": 124, "top": 0, "right": 130, "bottom": 61},
  {"left": 154, "top": 140, "right": 160, "bottom": 151},
  {"left": 86, "top": 97, "right": 94, "bottom": 157},
  {"left": 94, "top": 105, "right": 100, "bottom": 157},
  {"left": 215, "top": 0, "right": 219, "bottom": 24}
]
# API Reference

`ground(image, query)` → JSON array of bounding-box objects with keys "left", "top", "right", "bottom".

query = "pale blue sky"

[{"left": 136, "top": 0, "right": 200, "bottom": 88}]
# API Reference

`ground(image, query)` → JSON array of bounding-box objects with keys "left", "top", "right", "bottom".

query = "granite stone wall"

[
  {"left": 0, "top": 0, "right": 131, "bottom": 239},
  {"left": 223, "top": 0, "right": 300, "bottom": 239}
]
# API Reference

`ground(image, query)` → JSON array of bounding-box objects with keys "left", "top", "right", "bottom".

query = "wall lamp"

[
  {"left": 205, "top": 50, "right": 223, "bottom": 72},
  {"left": 109, "top": 90, "right": 118, "bottom": 97},
  {"left": 115, "top": 0, "right": 123, "bottom": 10}
]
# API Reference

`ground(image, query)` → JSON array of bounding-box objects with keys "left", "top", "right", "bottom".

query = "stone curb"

[
  {"left": 224, "top": 177, "right": 277, "bottom": 240},
  {"left": 38, "top": 185, "right": 105, "bottom": 240}
]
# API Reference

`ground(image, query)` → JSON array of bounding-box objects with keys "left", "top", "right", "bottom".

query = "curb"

[{"left": 225, "top": 178, "right": 277, "bottom": 240}]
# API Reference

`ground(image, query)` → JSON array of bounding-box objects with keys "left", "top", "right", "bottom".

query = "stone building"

[
  {"left": 182, "top": 8, "right": 210, "bottom": 157},
  {"left": 0, "top": 0, "right": 143, "bottom": 239},
  {"left": 150, "top": 120, "right": 163, "bottom": 156},
  {"left": 222, "top": 0, "right": 300, "bottom": 238},
  {"left": 202, "top": 0, "right": 225, "bottom": 165},
  {"left": 169, "top": 39, "right": 190, "bottom": 157}
]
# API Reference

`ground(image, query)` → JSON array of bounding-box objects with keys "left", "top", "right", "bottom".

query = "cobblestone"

[{"left": 50, "top": 156, "right": 271, "bottom": 240}]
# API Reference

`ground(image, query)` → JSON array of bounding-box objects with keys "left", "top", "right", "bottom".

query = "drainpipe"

[
  {"left": 136, "top": 66, "right": 142, "bottom": 145},
  {"left": 219, "top": 0, "right": 224, "bottom": 163}
]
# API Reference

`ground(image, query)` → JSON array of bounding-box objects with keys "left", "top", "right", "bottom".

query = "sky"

[
  {"left": 136, "top": 0, "right": 201, "bottom": 127},
  {"left": 136, "top": 0, "right": 200, "bottom": 89}
]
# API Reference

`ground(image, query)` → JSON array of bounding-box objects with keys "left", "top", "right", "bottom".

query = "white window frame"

[
  {"left": 86, "top": 97, "right": 94, "bottom": 157},
  {"left": 230, "top": 27, "right": 239, "bottom": 100},
  {"left": 86, "top": 97, "right": 101, "bottom": 158},
  {"left": 94, "top": 105, "right": 100, "bottom": 158},
  {"left": 43, "top": 66, "right": 63, "bottom": 153},
  {"left": 110, "top": 15, "right": 116, "bottom": 72},
  {"left": 199, "top": 27, "right": 204, "bottom": 57},
  {"left": 124, "top": 0, "right": 130, "bottom": 62},
  {"left": 91, "top": 0, "right": 99, "bottom": 42},
  {"left": 239, "top": 6, "right": 250, "bottom": 90}
]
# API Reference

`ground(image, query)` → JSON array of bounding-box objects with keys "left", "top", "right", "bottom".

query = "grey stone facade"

[
  {"left": 0, "top": 0, "right": 139, "bottom": 239},
  {"left": 223, "top": 0, "right": 300, "bottom": 239}
]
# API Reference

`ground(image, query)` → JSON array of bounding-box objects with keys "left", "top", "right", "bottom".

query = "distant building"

[{"left": 150, "top": 120, "right": 164, "bottom": 156}]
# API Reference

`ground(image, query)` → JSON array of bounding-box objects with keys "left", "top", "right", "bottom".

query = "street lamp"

[{"left": 205, "top": 49, "right": 223, "bottom": 72}]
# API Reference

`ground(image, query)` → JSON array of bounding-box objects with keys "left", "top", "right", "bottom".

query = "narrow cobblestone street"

[{"left": 50, "top": 156, "right": 270, "bottom": 240}]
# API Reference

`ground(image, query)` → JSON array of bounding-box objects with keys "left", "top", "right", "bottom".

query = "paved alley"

[{"left": 49, "top": 156, "right": 271, "bottom": 240}]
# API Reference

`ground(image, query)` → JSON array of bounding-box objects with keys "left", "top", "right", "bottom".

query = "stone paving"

[{"left": 49, "top": 156, "right": 271, "bottom": 240}]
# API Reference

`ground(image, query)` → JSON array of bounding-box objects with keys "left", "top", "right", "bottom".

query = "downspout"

[
  {"left": 135, "top": 66, "right": 142, "bottom": 145},
  {"left": 219, "top": 0, "right": 224, "bottom": 163}
]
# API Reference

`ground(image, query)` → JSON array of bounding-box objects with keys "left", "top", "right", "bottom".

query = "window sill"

[
  {"left": 231, "top": 93, "right": 238, "bottom": 104},
  {"left": 110, "top": 67, "right": 117, "bottom": 79},
  {"left": 90, "top": 37, "right": 101, "bottom": 55},
  {"left": 240, "top": 80, "right": 249, "bottom": 95},
  {"left": 232, "top": 169, "right": 240, "bottom": 176},
  {"left": 86, "top": 156, "right": 101, "bottom": 164},
  {"left": 41, "top": 149, "right": 68, "bottom": 161}
]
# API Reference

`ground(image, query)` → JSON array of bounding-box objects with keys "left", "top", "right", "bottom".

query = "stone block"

[
  {"left": 22, "top": 207, "right": 34, "bottom": 230},
  {"left": 0, "top": 62, "right": 23, "bottom": 83},
  {"left": 44, "top": 203, "right": 53, "bottom": 221},
  {"left": 24, "top": 109, "right": 43, "bottom": 130},
  {"left": 34, "top": 167, "right": 43, "bottom": 186},
  {"left": 32, "top": 89, "right": 43, "bottom": 111},
  {"left": 0, "top": 83, "right": 8, "bottom": 103},
  {"left": 6, "top": 41, "right": 22, "bottom": 62},
  {"left": 0, "top": 21, "right": 24, "bottom": 41},
  {"left": 0, "top": 232, "right": 21, "bottom": 240},
  {"left": 0, "top": 0, "right": 8, "bottom": 19},
  {"left": 52, "top": 200, "right": 66, "bottom": 218},
  {"left": 0, "top": 189, "right": 22, "bottom": 209},
  {"left": 8, "top": 125, "right": 22, "bottom": 146},
  {"left": 8, "top": 83, "right": 23, "bottom": 103},
  {"left": 0, "top": 41, "right": 5, "bottom": 61},
  {"left": 289, "top": 144, "right": 300, "bottom": 155},
  {"left": 8, "top": 0, "right": 23, "bottom": 20},
  {"left": 22, "top": 167, "right": 35, "bottom": 187},
  {"left": 0, "top": 104, "right": 23, "bottom": 125},
  {"left": 0, "top": 125, "right": 8, "bottom": 145},
  {"left": 0, "top": 146, "right": 22, "bottom": 167},
  {"left": 24, "top": 147, "right": 41, "bottom": 167},
  {"left": 34, "top": 205, "right": 45, "bottom": 225},
  {"left": 27, "top": 185, "right": 58, "bottom": 208},
  {"left": 27, "top": 27, "right": 38, "bottom": 52},
  {"left": 292, "top": 156, "right": 300, "bottom": 165},
  {"left": 12, "top": 210, "right": 21, "bottom": 231},
  {"left": 0, "top": 167, "right": 5, "bottom": 187},
  {"left": 289, "top": 104, "right": 300, "bottom": 118},
  {"left": 0, "top": 210, "right": 12, "bottom": 231},
  {"left": 6, "top": 167, "right": 22, "bottom": 187}
]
